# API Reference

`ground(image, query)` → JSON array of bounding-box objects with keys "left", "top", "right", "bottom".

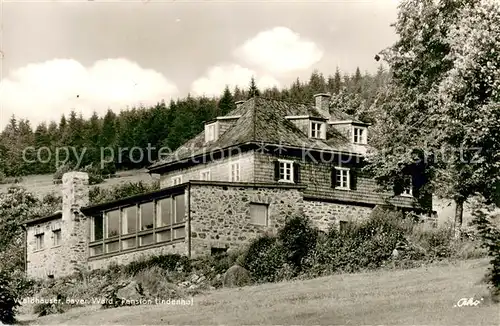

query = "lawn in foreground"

[{"left": 23, "top": 259, "right": 499, "bottom": 325}]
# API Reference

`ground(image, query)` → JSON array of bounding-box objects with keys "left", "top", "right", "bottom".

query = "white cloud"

[
  {"left": 234, "top": 26, "right": 323, "bottom": 73},
  {"left": 0, "top": 58, "right": 178, "bottom": 129},
  {"left": 190, "top": 64, "right": 280, "bottom": 97}
]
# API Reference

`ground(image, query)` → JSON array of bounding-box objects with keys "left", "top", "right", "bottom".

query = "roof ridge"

[{"left": 255, "top": 96, "right": 314, "bottom": 107}]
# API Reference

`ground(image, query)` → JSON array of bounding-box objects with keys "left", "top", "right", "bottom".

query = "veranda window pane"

[
  {"left": 141, "top": 202, "right": 155, "bottom": 230},
  {"left": 140, "top": 234, "right": 155, "bottom": 246},
  {"left": 121, "top": 238, "right": 136, "bottom": 250},
  {"left": 156, "top": 198, "right": 172, "bottom": 227},
  {"left": 90, "top": 244, "right": 103, "bottom": 257},
  {"left": 121, "top": 206, "right": 137, "bottom": 235},
  {"left": 174, "top": 195, "right": 185, "bottom": 223},
  {"left": 156, "top": 230, "right": 171, "bottom": 243},
  {"left": 105, "top": 241, "right": 119, "bottom": 253},
  {"left": 92, "top": 216, "right": 104, "bottom": 241},
  {"left": 106, "top": 210, "right": 120, "bottom": 238},
  {"left": 173, "top": 227, "right": 186, "bottom": 239}
]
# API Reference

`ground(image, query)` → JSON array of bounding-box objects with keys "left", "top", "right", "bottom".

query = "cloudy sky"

[{"left": 0, "top": 0, "right": 400, "bottom": 130}]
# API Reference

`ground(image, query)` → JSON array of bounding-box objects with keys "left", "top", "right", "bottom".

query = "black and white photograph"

[{"left": 0, "top": 0, "right": 499, "bottom": 325}]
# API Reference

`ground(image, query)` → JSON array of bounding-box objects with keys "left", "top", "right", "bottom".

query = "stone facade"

[
  {"left": 26, "top": 172, "right": 90, "bottom": 279},
  {"left": 303, "top": 199, "right": 373, "bottom": 231},
  {"left": 189, "top": 182, "right": 305, "bottom": 256},
  {"left": 26, "top": 218, "right": 66, "bottom": 278}
]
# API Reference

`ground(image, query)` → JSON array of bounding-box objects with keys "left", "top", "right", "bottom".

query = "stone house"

[{"left": 23, "top": 94, "right": 428, "bottom": 279}]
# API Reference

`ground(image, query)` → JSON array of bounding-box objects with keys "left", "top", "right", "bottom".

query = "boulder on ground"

[
  {"left": 222, "top": 265, "right": 252, "bottom": 288},
  {"left": 116, "top": 281, "right": 144, "bottom": 302}
]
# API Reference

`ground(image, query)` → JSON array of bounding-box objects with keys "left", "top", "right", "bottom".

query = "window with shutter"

[{"left": 333, "top": 167, "right": 350, "bottom": 190}]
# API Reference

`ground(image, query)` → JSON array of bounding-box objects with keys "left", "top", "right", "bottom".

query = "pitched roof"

[{"left": 149, "top": 97, "right": 366, "bottom": 171}]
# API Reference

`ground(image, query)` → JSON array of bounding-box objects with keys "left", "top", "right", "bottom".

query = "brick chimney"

[
  {"left": 235, "top": 100, "right": 245, "bottom": 109},
  {"left": 314, "top": 93, "right": 332, "bottom": 119},
  {"left": 62, "top": 172, "right": 89, "bottom": 221}
]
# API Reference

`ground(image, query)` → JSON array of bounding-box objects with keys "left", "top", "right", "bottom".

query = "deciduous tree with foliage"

[{"left": 366, "top": 0, "right": 492, "bottom": 232}]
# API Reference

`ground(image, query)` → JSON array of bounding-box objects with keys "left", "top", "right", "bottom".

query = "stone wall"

[
  {"left": 26, "top": 218, "right": 66, "bottom": 279},
  {"left": 160, "top": 151, "right": 255, "bottom": 187},
  {"left": 26, "top": 172, "right": 90, "bottom": 279},
  {"left": 303, "top": 199, "right": 374, "bottom": 231},
  {"left": 62, "top": 172, "right": 90, "bottom": 274},
  {"left": 188, "top": 183, "right": 305, "bottom": 257}
]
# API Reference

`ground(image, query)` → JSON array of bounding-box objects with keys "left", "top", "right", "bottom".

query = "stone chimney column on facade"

[
  {"left": 62, "top": 172, "right": 89, "bottom": 221},
  {"left": 235, "top": 100, "right": 246, "bottom": 109},
  {"left": 313, "top": 93, "right": 332, "bottom": 120},
  {"left": 61, "top": 172, "right": 90, "bottom": 272}
]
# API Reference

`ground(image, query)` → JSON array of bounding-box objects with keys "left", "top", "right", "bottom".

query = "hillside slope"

[
  {"left": 0, "top": 170, "right": 156, "bottom": 198},
  {"left": 21, "top": 259, "right": 498, "bottom": 325}
]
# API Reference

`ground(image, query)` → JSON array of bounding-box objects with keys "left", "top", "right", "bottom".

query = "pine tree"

[
  {"left": 248, "top": 77, "right": 260, "bottom": 98},
  {"left": 352, "top": 67, "right": 363, "bottom": 93},
  {"left": 308, "top": 70, "right": 327, "bottom": 96},
  {"left": 218, "top": 86, "right": 236, "bottom": 115},
  {"left": 333, "top": 67, "right": 342, "bottom": 94}
]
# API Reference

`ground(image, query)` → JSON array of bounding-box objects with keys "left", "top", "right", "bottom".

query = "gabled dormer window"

[
  {"left": 310, "top": 121, "right": 326, "bottom": 139},
  {"left": 352, "top": 126, "right": 367, "bottom": 144},
  {"left": 205, "top": 122, "right": 219, "bottom": 142}
]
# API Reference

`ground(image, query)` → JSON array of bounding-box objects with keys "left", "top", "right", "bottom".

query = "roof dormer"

[
  {"left": 309, "top": 120, "right": 326, "bottom": 140},
  {"left": 352, "top": 125, "right": 367, "bottom": 145},
  {"left": 285, "top": 115, "right": 327, "bottom": 140},
  {"left": 329, "top": 120, "right": 370, "bottom": 146},
  {"left": 204, "top": 115, "right": 242, "bottom": 143},
  {"left": 204, "top": 121, "right": 219, "bottom": 143}
]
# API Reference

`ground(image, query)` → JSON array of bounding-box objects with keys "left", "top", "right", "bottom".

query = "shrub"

[
  {"left": 53, "top": 162, "right": 74, "bottom": 181},
  {"left": 89, "top": 181, "right": 160, "bottom": 205},
  {"left": 243, "top": 235, "right": 287, "bottom": 283},
  {"left": 472, "top": 208, "right": 500, "bottom": 302},
  {"left": 277, "top": 215, "right": 319, "bottom": 272},
  {"left": 32, "top": 281, "right": 68, "bottom": 317},
  {"left": 308, "top": 208, "right": 408, "bottom": 273},
  {"left": 81, "top": 164, "right": 104, "bottom": 185},
  {"left": 0, "top": 270, "right": 20, "bottom": 325},
  {"left": 123, "top": 254, "right": 192, "bottom": 276}
]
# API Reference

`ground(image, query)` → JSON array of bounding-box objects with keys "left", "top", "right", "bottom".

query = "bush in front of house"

[
  {"left": 278, "top": 214, "right": 319, "bottom": 272},
  {"left": 0, "top": 269, "right": 20, "bottom": 325},
  {"left": 123, "top": 254, "right": 192, "bottom": 276},
  {"left": 472, "top": 207, "right": 500, "bottom": 302},
  {"left": 242, "top": 234, "right": 287, "bottom": 283},
  {"left": 89, "top": 181, "right": 160, "bottom": 205}
]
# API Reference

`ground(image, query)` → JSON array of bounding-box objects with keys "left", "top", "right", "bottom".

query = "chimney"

[
  {"left": 313, "top": 93, "right": 332, "bottom": 119},
  {"left": 235, "top": 100, "right": 245, "bottom": 109},
  {"left": 61, "top": 171, "right": 90, "bottom": 276},
  {"left": 62, "top": 172, "right": 89, "bottom": 221}
]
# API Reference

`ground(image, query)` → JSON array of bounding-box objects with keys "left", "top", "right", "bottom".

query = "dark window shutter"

[
  {"left": 349, "top": 168, "right": 357, "bottom": 190},
  {"left": 412, "top": 172, "right": 426, "bottom": 198},
  {"left": 293, "top": 162, "right": 300, "bottom": 184},
  {"left": 274, "top": 160, "right": 280, "bottom": 181},
  {"left": 331, "top": 168, "right": 337, "bottom": 188},
  {"left": 393, "top": 176, "right": 403, "bottom": 196}
]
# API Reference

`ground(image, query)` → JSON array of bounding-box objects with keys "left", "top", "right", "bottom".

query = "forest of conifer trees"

[{"left": 0, "top": 66, "right": 389, "bottom": 178}]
